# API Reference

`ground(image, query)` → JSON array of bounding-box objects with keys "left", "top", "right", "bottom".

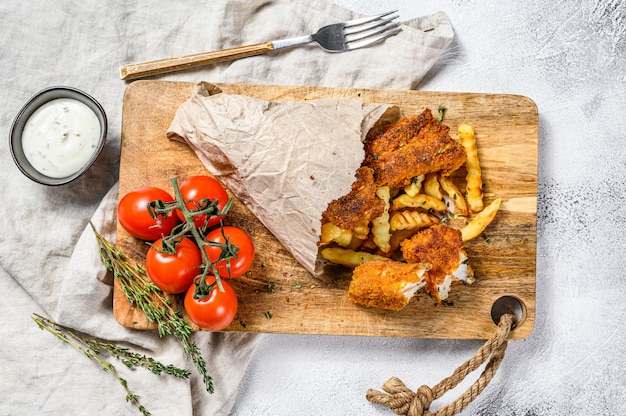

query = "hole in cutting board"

[{"left": 491, "top": 295, "right": 526, "bottom": 330}]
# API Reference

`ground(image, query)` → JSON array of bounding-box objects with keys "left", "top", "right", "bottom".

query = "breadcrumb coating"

[{"left": 363, "top": 109, "right": 466, "bottom": 188}]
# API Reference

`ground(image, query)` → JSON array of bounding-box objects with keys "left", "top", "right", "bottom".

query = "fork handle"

[{"left": 119, "top": 42, "right": 275, "bottom": 80}]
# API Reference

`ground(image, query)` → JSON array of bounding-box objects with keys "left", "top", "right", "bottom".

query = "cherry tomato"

[
  {"left": 184, "top": 276, "right": 238, "bottom": 331},
  {"left": 118, "top": 187, "right": 179, "bottom": 241},
  {"left": 176, "top": 176, "right": 229, "bottom": 230},
  {"left": 145, "top": 237, "right": 202, "bottom": 294},
  {"left": 203, "top": 226, "right": 255, "bottom": 278}
]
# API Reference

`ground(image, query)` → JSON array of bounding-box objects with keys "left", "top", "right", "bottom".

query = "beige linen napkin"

[{"left": 197, "top": 0, "right": 454, "bottom": 89}]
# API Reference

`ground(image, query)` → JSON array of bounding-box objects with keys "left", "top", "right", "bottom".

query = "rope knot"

[
  {"left": 410, "top": 385, "right": 434, "bottom": 415},
  {"left": 366, "top": 313, "right": 515, "bottom": 416},
  {"left": 366, "top": 377, "right": 434, "bottom": 416}
]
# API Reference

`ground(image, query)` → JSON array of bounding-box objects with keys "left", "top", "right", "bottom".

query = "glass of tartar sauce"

[{"left": 9, "top": 86, "right": 107, "bottom": 186}]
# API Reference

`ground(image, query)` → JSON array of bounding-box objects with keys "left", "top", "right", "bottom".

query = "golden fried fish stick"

[{"left": 348, "top": 260, "right": 430, "bottom": 311}]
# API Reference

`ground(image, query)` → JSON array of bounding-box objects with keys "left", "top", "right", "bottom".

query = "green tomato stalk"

[{"left": 146, "top": 177, "right": 240, "bottom": 297}]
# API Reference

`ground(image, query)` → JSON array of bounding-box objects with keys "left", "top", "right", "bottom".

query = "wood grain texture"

[
  {"left": 119, "top": 42, "right": 275, "bottom": 80},
  {"left": 115, "top": 80, "right": 538, "bottom": 340}
]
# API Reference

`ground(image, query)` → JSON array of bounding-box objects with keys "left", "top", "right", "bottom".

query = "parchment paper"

[{"left": 167, "top": 82, "right": 398, "bottom": 276}]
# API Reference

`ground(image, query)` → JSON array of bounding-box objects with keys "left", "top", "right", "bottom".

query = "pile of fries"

[{"left": 319, "top": 122, "right": 501, "bottom": 268}]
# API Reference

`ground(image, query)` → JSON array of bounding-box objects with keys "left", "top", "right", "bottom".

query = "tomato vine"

[{"left": 146, "top": 177, "right": 239, "bottom": 297}]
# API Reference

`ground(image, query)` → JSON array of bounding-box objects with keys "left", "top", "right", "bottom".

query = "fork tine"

[
  {"left": 345, "top": 26, "right": 402, "bottom": 51},
  {"left": 342, "top": 10, "right": 397, "bottom": 28},
  {"left": 344, "top": 14, "right": 399, "bottom": 37},
  {"left": 346, "top": 21, "right": 401, "bottom": 44}
]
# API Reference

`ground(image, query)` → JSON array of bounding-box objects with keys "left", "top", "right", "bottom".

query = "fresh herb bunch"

[
  {"left": 86, "top": 177, "right": 240, "bottom": 402},
  {"left": 32, "top": 313, "right": 189, "bottom": 416},
  {"left": 92, "top": 226, "right": 214, "bottom": 394},
  {"left": 33, "top": 178, "right": 243, "bottom": 414}
]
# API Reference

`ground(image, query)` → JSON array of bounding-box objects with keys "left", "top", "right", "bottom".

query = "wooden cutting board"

[{"left": 115, "top": 80, "right": 537, "bottom": 340}]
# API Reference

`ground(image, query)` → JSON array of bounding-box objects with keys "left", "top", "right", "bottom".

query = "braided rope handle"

[{"left": 366, "top": 313, "right": 515, "bottom": 416}]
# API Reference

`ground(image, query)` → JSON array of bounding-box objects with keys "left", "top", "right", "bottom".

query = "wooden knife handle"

[{"left": 119, "top": 42, "right": 274, "bottom": 80}]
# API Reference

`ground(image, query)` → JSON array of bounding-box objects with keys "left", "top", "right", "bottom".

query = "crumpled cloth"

[{"left": 0, "top": 1, "right": 453, "bottom": 415}]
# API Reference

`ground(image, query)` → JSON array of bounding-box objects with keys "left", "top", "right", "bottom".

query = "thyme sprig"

[
  {"left": 437, "top": 105, "right": 447, "bottom": 122},
  {"left": 91, "top": 340, "right": 190, "bottom": 378},
  {"left": 32, "top": 313, "right": 188, "bottom": 416},
  {"left": 91, "top": 225, "right": 214, "bottom": 394}
]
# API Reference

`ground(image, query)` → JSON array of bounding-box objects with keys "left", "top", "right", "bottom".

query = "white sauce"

[{"left": 21, "top": 98, "right": 101, "bottom": 178}]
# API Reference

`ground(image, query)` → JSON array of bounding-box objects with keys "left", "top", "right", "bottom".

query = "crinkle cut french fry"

[
  {"left": 391, "top": 193, "right": 447, "bottom": 213},
  {"left": 423, "top": 173, "right": 443, "bottom": 200},
  {"left": 320, "top": 223, "right": 364, "bottom": 250},
  {"left": 403, "top": 175, "right": 425, "bottom": 197},
  {"left": 438, "top": 175, "right": 469, "bottom": 216},
  {"left": 319, "top": 222, "right": 354, "bottom": 247},
  {"left": 460, "top": 198, "right": 501, "bottom": 241},
  {"left": 353, "top": 218, "right": 371, "bottom": 240},
  {"left": 372, "top": 186, "right": 392, "bottom": 253},
  {"left": 320, "top": 247, "right": 390, "bottom": 268},
  {"left": 389, "top": 210, "right": 440, "bottom": 231},
  {"left": 459, "top": 124, "right": 484, "bottom": 212}
]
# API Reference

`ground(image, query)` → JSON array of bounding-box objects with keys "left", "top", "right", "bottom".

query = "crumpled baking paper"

[{"left": 167, "top": 81, "right": 398, "bottom": 275}]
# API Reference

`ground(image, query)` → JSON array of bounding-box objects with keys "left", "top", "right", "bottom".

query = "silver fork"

[{"left": 119, "top": 11, "right": 401, "bottom": 80}]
